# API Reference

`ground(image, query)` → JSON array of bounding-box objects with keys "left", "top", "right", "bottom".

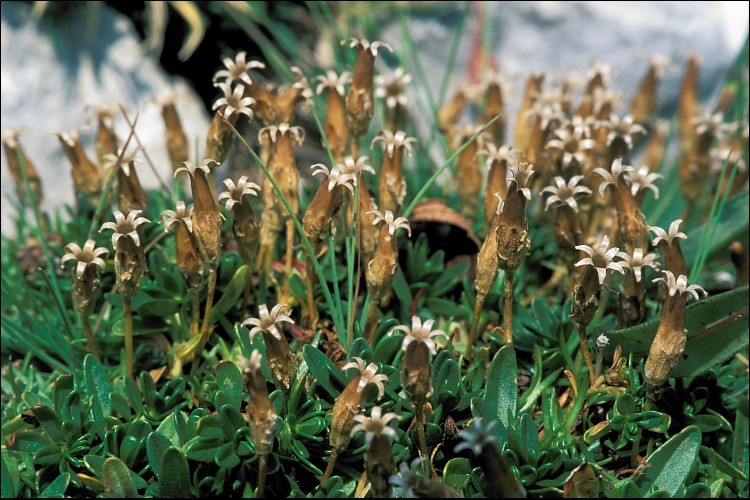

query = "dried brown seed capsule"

[
  {"left": 275, "top": 66, "right": 313, "bottom": 124},
  {"left": 219, "top": 176, "right": 261, "bottom": 265},
  {"left": 315, "top": 70, "right": 352, "bottom": 161},
  {"left": 158, "top": 92, "right": 190, "bottom": 174},
  {"left": 515, "top": 73, "right": 544, "bottom": 154},
  {"left": 438, "top": 88, "right": 467, "bottom": 135},
  {"left": 593, "top": 158, "right": 648, "bottom": 251},
  {"left": 2, "top": 128, "right": 43, "bottom": 207},
  {"left": 649, "top": 219, "right": 688, "bottom": 278},
  {"left": 629, "top": 55, "right": 671, "bottom": 125},
  {"left": 238, "top": 351, "right": 278, "bottom": 457},
  {"left": 162, "top": 202, "right": 204, "bottom": 290},
  {"left": 542, "top": 175, "right": 591, "bottom": 264},
  {"left": 242, "top": 304, "right": 296, "bottom": 392},
  {"left": 479, "top": 144, "right": 516, "bottom": 229},
  {"left": 344, "top": 38, "right": 394, "bottom": 138},
  {"left": 454, "top": 124, "right": 490, "bottom": 221},
  {"left": 351, "top": 406, "right": 400, "bottom": 498},
  {"left": 321, "top": 357, "right": 388, "bottom": 483},
  {"left": 56, "top": 128, "right": 102, "bottom": 207},
  {"left": 175, "top": 159, "right": 222, "bottom": 264},
  {"left": 645, "top": 271, "right": 706, "bottom": 387},
  {"left": 85, "top": 104, "right": 119, "bottom": 168},
  {"left": 455, "top": 419, "right": 527, "bottom": 498},
  {"left": 375, "top": 67, "right": 412, "bottom": 130},
  {"left": 373, "top": 130, "right": 416, "bottom": 215},
  {"left": 678, "top": 53, "right": 701, "bottom": 153},
  {"left": 571, "top": 235, "right": 624, "bottom": 381},
  {"left": 100, "top": 210, "right": 150, "bottom": 297},
  {"left": 103, "top": 149, "right": 148, "bottom": 214},
  {"left": 480, "top": 72, "right": 508, "bottom": 144}
]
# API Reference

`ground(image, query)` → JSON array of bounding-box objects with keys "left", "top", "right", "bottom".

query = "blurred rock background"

[{"left": 1, "top": 1, "right": 748, "bottom": 234}]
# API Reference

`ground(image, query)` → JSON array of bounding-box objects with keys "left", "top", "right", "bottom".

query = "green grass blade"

[
  {"left": 222, "top": 115, "right": 346, "bottom": 340},
  {"left": 14, "top": 149, "right": 77, "bottom": 341},
  {"left": 402, "top": 115, "right": 500, "bottom": 218}
]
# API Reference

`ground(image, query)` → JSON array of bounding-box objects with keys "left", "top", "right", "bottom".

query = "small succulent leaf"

[
  {"left": 102, "top": 457, "right": 140, "bottom": 498},
  {"left": 443, "top": 457, "right": 472, "bottom": 490},
  {"left": 38, "top": 472, "right": 70, "bottom": 498},
  {"left": 480, "top": 344, "right": 517, "bottom": 432},
  {"left": 210, "top": 265, "right": 249, "bottom": 321},
  {"left": 30, "top": 405, "right": 63, "bottom": 443},
  {"left": 52, "top": 374, "right": 74, "bottom": 415},
  {"left": 184, "top": 435, "right": 223, "bottom": 462},
  {"left": 700, "top": 445, "right": 748, "bottom": 481},
  {"left": 1, "top": 449, "right": 18, "bottom": 498},
  {"left": 147, "top": 432, "right": 173, "bottom": 478},
  {"left": 636, "top": 425, "right": 702, "bottom": 496},
  {"left": 84, "top": 354, "right": 112, "bottom": 425},
  {"left": 347, "top": 338, "right": 371, "bottom": 363},
  {"left": 302, "top": 345, "right": 346, "bottom": 399},
  {"left": 214, "top": 442, "right": 241, "bottom": 469},
  {"left": 158, "top": 446, "right": 192, "bottom": 497},
  {"left": 215, "top": 361, "right": 244, "bottom": 409}
]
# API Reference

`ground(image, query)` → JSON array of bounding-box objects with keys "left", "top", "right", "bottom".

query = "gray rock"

[
  {"left": 381, "top": 1, "right": 739, "bottom": 152},
  {"left": 1, "top": 2, "right": 211, "bottom": 234}
]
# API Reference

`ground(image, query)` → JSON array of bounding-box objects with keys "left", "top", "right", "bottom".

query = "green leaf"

[
  {"left": 683, "top": 192, "right": 749, "bottom": 268},
  {"left": 184, "top": 435, "right": 223, "bottom": 462},
  {"left": 155, "top": 411, "right": 187, "bottom": 446},
  {"left": 605, "top": 286, "right": 749, "bottom": 376},
  {"left": 30, "top": 405, "right": 63, "bottom": 443},
  {"left": 733, "top": 399, "right": 749, "bottom": 477},
  {"left": 637, "top": 425, "right": 701, "bottom": 496},
  {"left": 424, "top": 297, "right": 469, "bottom": 318},
  {"left": 215, "top": 361, "right": 243, "bottom": 409},
  {"left": 347, "top": 338, "right": 372, "bottom": 362},
  {"left": 430, "top": 260, "right": 469, "bottom": 297},
  {"left": 52, "top": 374, "right": 74, "bottom": 415},
  {"left": 84, "top": 354, "right": 112, "bottom": 422},
  {"left": 214, "top": 442, "right": 241, "bottom": 469},
  {"left": 147, "top": 432, "right": 173, "bottom": 478},
  {"left": 700, "top": 445, "right": 748, "bottom": 481},
  {"left": 102, "top": 457, "right": 139, "bottom": 498},
  {"left": 443, "top": 457, "right": 472, "bottom": 489},
  {"left": 684, "top": 483, "right": 711, "bottom": 498},
  {"left": 8, "top": 431, "right": 56, "bottom": 453},
  {"left": 1, "top": 449, "right": 17, "bottom": 498},
  {"left": 38, "top": 473, "right": 70, "bottom": 498},
  {"left": 158, "top": 446, "right": 191, "bottom": 498},
  {"left": 471, "top": 345, "right": 517, "bottom": 445},
  {"left": 210, "top": 265, "right": 249, "bottom": 321},
  {"left": 303, "top": 345, "right": 346, "bottom": 399}
]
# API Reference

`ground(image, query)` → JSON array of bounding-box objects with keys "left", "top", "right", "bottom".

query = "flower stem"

[
  {"left": 191, "top": 264, "right": 217, "bottom": 376},
  {"left": 283, "top": 219, "right": 295, "bottom": 303},
  {"left": 123, "top": 294, "right": 133, "bottom": 377},
  {"left": 81, "top": 314, "right": 100, "bottom": 360},
  {"left": 321, "top": 448, "right": 338, "bottom": 485},
  {"left": 257, "top": 454, "right": 267, "bottom": 498},
  {"left": 502, "top": 271, "right": 515, "bottom": 345},
  {"left": 190, "top": 288, "right": 201, "bottom": 336},
  {"left": 578, "top": 323, "right": 595, "bottom": 383},
  {"left": 363, "top": 297, "right": 378, "bottom": 345},
  {"left": 305, "top": 255, "right": 319, "bottom": 329},
  {"left": 415, "top": 409, "right": 430, "bottom": 475},
  {"left": 466, "top": 292, "right": 486, "bottom": 359}
]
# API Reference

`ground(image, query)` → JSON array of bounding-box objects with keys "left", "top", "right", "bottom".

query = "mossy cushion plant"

[{"left": 1, "top": 4, "right": 749, "bottom": 498}]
